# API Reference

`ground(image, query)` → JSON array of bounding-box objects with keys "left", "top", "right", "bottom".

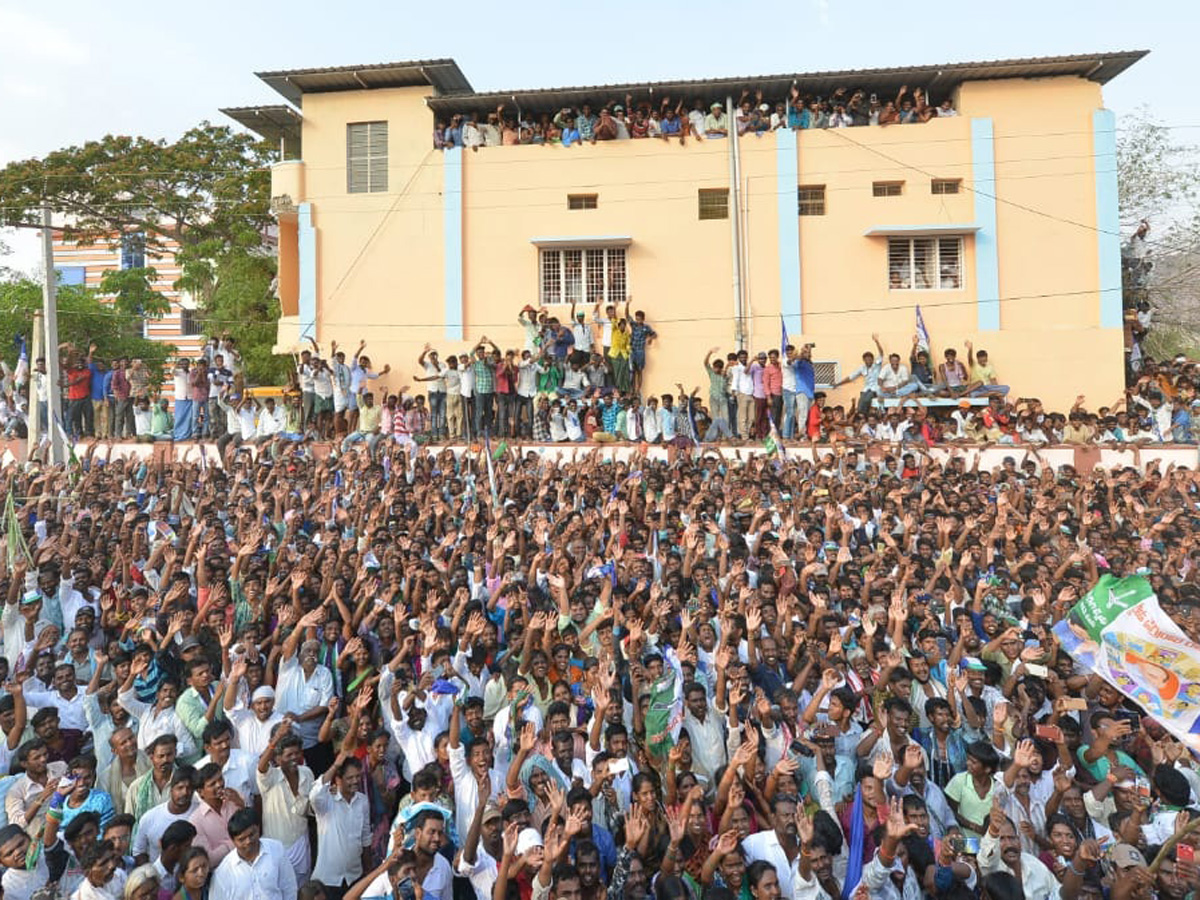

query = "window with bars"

[
  {"left": 540, "top": 247, "right": 626, "bottom": 305},
  {"left": 887, "top": 237, "right": 963, "bottom": 290},
  {"left": 180, "top": 307, "right": 202, "bottom": 336},
  {"left": 931, "top": 178, "right": 961, "bottom": 195},
  {"left": 347, "top": 122, "right": 388, "bottom": 193},
  {"left": 698, "top": 188, "right": 729, "bottom": 220},
  {"left": 798, "top": 185, "right": 826, "bottom": 216},
  {"left": 812, "top": 361, "right": 839, "bottom": 388},
  {"left": 568, "top": 194, "right": 598, "bottom": 210},
  {"left": 872, "top": 181, "right": 904, "bottom": 197}
]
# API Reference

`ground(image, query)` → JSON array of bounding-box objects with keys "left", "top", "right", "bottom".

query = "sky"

[{"left": 1, "top": 0, "right": 1196, "bottom": 275}]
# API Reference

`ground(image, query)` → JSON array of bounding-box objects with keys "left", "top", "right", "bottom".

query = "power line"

[{"left": 32, "top": 283, "right": 1127, "bottom": 331}]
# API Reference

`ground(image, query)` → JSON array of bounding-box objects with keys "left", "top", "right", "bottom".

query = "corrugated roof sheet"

[
  {"left": 425, "top": 50, "right": 1147, "bottom": 116},
  {"left": 256, "top": 58, "right": 472, "bottom": 105},
  {"left": 219, "top": 105, "right": 303, "bottom": 144}
]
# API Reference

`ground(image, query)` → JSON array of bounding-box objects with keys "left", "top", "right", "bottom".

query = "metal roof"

[
  {"left": 219, "top": 105, "right": 303, "bottom": 145},
  {"left": 426, "top": 50, "right": 1147, "bottom": 117},
  {"left": 256, "top": 59, "right": 472, "bottom": 105}
]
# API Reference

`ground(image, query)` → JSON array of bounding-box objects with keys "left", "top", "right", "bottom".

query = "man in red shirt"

[{"left": 64, "top": 349, "right": 92, "bottom": 441}]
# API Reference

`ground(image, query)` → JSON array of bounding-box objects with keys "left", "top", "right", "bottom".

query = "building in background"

[
  {"left": 223, "top": 51, "right": 1145, "bottom": 410},
  {"left": 52, "top": 232, "right": 204, "bottom": 399}
]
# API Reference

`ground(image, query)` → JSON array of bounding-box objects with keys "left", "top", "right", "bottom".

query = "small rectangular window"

[
  {"left": 347, "top": 122, "right": 388, "bottom": 193},
  {"left": 931, "top": 178, "right": 961, "bottom": 195},
  {"left": 567, "top": 194, "right": 598, "bottom": 211},
  {"left": 798, "top": 185, "right": 826, "bottom": 216},
  {"left": 698, "top": 188, "right": 729, "bottom": 220},
  {"left": 873, "top": 181, "right": 904, "bottom": 197},
  {"left": 812, "top": 361, "right": 839, "bottom": 388}
]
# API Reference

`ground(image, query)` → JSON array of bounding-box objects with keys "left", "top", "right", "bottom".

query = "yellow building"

[{"left": 222, "top": 51, "right": 1145, "bottom": 410}]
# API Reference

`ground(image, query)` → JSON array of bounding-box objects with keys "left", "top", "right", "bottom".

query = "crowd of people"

[
  {"left": 434, "top": 84, "right": 956, "bottom": 149},
  {"left": 3, "top": 307, "right": 1197, "bottom": 452},
  {"left": 366, "top": 305, "right": 1199, "bottom": 449},
  {"left": 0, "top": 419, "right": 1197, "bottom": 900}
]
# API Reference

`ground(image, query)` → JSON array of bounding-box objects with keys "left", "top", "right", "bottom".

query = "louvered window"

[
  {"left": 347, "top": 122, "right": 388, "bottom": 193},
  {"left": 888, "top": 237, "right": 963, "bottom": 290}
]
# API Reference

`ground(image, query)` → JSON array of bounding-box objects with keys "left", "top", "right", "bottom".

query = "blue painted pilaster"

[
  {"left": 1094, "top": 109, "right": 1122, "bottom": 328},
  {"left": 298, "top": 202, "right": 317, "bottom": 340},
  {"left": 971, "top": 118, "right": 1000, "bottom": 331},
  {"left": 776, "top": 129, "right": 802, "bottom": 336}
]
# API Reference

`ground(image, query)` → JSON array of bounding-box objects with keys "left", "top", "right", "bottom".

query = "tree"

[
  {"left": 200, "top": 249, "right": 291, "bottom": 385},
  {"left": 1117, "top": 109, "right": 1200, "bottom": 358},
  {"left": 0, "top": 124, "right": 279, "bottom": 378},
  {"left": 0, "top": 278, "right": 173, "bottom": 383}
]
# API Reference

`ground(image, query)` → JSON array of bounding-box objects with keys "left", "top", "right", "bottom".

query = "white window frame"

[
  {"left": 539, "top": 247, "right": 627, "bottom": 306},
  {"left": 887, "top": 236, "right": 964, "bottom": 291}
]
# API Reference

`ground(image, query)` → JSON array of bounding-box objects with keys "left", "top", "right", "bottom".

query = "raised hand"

[
  {"left": 884, "top": 797, "right": 919, "bottom": 840},
  {"left": 872, "top": 751, "right": 894, "bottom": 781}
]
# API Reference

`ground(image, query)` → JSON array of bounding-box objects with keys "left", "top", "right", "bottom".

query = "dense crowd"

[
  {"left": 2, "top": 308, "right": 1195, "bottom": 451},
  {"left": 434, "top": 84, "right": 956, "bottom": 148},
  {"left": 0, "top": 430, "right": 1197, "bottom": 900}
]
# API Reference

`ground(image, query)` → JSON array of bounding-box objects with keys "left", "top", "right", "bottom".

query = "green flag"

[{"left": 644, "top": 670, "right": 678, "bottom": 761}]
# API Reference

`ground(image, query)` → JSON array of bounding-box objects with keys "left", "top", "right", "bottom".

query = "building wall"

[
  {"left": 280, "top": 75, "right": 1122, "bottom": 411},
  {"left": 52, "top": 235, "right": 204, "bottom": 399}
]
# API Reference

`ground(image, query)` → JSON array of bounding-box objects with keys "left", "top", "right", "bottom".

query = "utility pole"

[
  {"left": 40, "top": 202, "right": 65, "bottom": 465},
  {"left": 27, "top": 313, "right": 43, "bottom": 461}
]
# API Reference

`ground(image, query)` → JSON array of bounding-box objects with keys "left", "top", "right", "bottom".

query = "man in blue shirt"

[
  {"left": 88, "top": 353, "right": 108, "bottom": 439},
  {"left": 790, "top": 343, "right": 816, "bottom": 439}
]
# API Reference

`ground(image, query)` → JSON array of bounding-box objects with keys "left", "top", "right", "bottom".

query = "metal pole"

[
  {"left": 40, "top": 203, "right": 65, "bottom": 465},
  {"left": 727, "top": 94, "right": 746, "bottom": 351},
  {"left": 27, "top": 312, "right": 42, "bottom": 461}
]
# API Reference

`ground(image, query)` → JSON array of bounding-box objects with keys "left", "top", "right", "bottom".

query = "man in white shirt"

[
  {"left": 274, "top": 614, "right": 334, "bottom": 765},
  {"left": 131, "top": 767, "right": 197, "bottom": 864},
  {"left": 878, "top": 353, "right": 911, "bottom": 397},
  {"left": 197, "top": 721, "right": 257, "bottom": 804},
  {"left": 449, "top": 705, "right": 502, "bottom": 838},
  {"left": 117, "top": 677, "right": 196, "bottom": 763},
  {"left": 211, "top": 808, "right": 298, "bottom": 900},
  {"left": 225, "top": 677, "right": 283, "bottom": 759},
  {"left": 23, "top": 663, "right": 88, "bottom": 731},
  {"left": 309, "top": 753, "right": 371, "bottom": 897},
  {"left": 742, "top": 795, "right": 801, "bottom": 898},
  {"left": 256, "top": 728, "right": 313, "bottom": 880},
  {"left": 978, "top": 815, "right": 1060, "bottom": 900}
]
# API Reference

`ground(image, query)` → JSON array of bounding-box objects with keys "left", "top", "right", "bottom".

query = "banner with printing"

[{"left": 1054, "top": 574, "right": 1200, "bottom": 750}]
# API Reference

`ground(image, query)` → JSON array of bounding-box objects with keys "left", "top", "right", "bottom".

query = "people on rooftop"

[{"left": 433, "top": 83, "right": 957, "bottom": 149}]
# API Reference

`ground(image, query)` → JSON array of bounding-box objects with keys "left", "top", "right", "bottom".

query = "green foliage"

[
  {"left": 202, "top": 249, "right": 291, "bottom": 385},
  {"left": 97, "top": 267, "right": 171, "bottom": 319},
  {"left": 0, "top": 123, "right": 281, "bottom": 383},
  {"left": 0, "top": 278, "right": 173, "bottom": 384}
]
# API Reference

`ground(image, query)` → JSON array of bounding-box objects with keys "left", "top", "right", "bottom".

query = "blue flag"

[{"left": 780, "top": 315, "right": 790, "bottom": 357}]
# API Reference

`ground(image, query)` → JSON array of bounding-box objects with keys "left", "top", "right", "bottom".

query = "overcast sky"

[{"left": 1, "top": 0, "right": 1194, "bottom": 274}]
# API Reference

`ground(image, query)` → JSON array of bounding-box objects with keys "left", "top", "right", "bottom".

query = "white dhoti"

[{"left": 286, "top": 833, "right": 311, "bottom": 881}]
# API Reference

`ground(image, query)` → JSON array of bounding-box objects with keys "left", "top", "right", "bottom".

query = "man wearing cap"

[
  {"left": 225, "top": 676, "right": 283, "bottom": 758},
  {"left": 456, "top": 789, "right": 504, "bottom": 900},
  {"left": 569, "top": 300, "right": 594, "bottom": 365},
  {"left": 703, "top": 102, "right": 729, "bottom": 138}
]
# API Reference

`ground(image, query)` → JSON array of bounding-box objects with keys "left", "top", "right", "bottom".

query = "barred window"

[
  {"left": 887, "top": 237, "right": 963, "bottom": 290},
  {"left": 873, "top": 181, "right": 904, "bottom": 197},
  {"left": 798, "top": 185, "right": 826, "bottom": 216},
  {"left": 931, "top": 178, "right": 961, "bottom": 195},
  {"left": 568, "top": 194, "right": 598, "bottom": 210},
  {"left": 698, "top": 188, "right": 729, "bottom": 220},
  {"left": 540, "top": 247, "right": 626, "bottom": 305}
]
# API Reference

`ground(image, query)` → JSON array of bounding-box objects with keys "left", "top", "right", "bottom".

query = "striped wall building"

[{"left": 52, "top": 232, "right": 205, "bottom": 399}]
